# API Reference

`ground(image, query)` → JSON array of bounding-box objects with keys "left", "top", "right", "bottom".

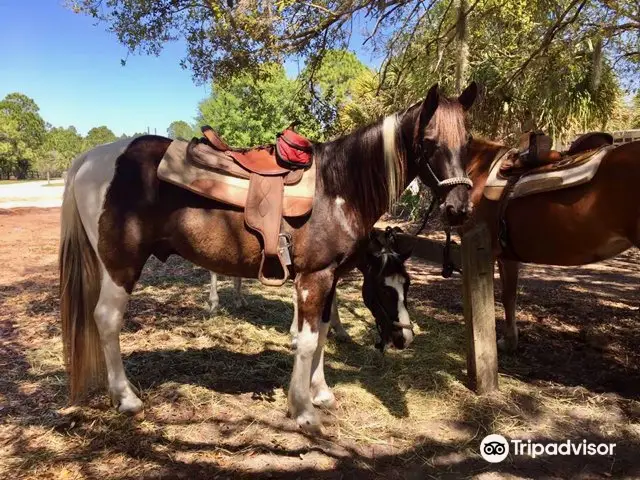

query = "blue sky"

[
  {"left": 0, "top": 1, "right": 211, "bottom": 137},
  {"left": 0, "top": 2, "right": 380, "bottom": 138}
]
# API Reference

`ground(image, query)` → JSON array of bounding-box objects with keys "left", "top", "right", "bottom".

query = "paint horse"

[
  {"left": 59, "top": 83, "right": 478, "bottom": 433},
  {"left": 465, "top": 135, "right": 640, "bottom": 351}
]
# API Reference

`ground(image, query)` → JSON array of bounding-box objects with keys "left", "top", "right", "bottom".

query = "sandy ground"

[
  {"left": 1, "top": 207, "right": 639, "bottom": 479},
  {"left": 0, "top": 180, "right": 64, "bottom": 209}
]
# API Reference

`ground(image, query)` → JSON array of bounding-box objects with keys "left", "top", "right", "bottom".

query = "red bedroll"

[{"left": 276, "top": 129, "right": 313, "bottom": 169}]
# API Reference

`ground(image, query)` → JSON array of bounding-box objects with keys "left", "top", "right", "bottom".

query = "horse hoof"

[
  {"left": 497, "top": 337, "right": 517, "bottom": 353},
  {"left": 116, "top": 395, "right": 143, "bottom": 414},
  {"left": 295, "top": 410, "right": 322, "bottom": 435},
  {"left": 207, "top": 300, "right": 219, "bottom": 316},
  {"left": 333, "top": 331, "right": 351, "bottom": 343},
  {"left": 312, "top": 389, "right": 336, "bottom": 409},
  {"left": 234, "top": 297, "right": 248, "bottom": 309}
]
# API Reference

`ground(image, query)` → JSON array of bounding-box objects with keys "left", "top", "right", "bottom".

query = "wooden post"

[{"left": 461, "top": 223, "right": 498, "bottom": 394}]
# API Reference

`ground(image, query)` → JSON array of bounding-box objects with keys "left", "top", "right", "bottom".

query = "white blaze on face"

[{"left": 384, "top": 274, "right": 413, "bottom": 347}]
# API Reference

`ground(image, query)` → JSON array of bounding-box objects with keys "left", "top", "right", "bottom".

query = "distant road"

[{"left": 0, "top": 180, "right": 65, "bottom": 209}]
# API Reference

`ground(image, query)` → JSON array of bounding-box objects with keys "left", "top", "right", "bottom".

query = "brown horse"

[
  {"left": 59, "top": 82, "right": 478, "bottom": 434},
  {"left": 465, "top": 137, "right": 640, "bottom": 351}
]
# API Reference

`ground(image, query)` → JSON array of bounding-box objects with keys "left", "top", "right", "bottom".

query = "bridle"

[{"left": 414, "top": 143, "right": 473, "bottom": 205}]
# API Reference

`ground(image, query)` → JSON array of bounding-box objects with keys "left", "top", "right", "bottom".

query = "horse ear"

[
  {"left": 458, "top": 82, "right": 478, "bottom": 111},
  {"left": 399, "top": 247, "right": 412, "bottom": 263},
  {"left": 368, "top": 230, "right": 383, "bottom": 249},
  {"left": 418, "top": 83, "right": 440, "bottom": 137}
]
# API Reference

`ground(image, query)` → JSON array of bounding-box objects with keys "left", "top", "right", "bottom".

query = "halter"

[{"left": 418, "top": 154, "right": 473, "bottom": 198}]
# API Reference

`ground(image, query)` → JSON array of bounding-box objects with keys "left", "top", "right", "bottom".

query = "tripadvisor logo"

[
  {"left": 480, "top": 435, "right": 616, "bottom": 463},
  {"left": 480, "top": 434, "right": 509, "bottom": 463}
]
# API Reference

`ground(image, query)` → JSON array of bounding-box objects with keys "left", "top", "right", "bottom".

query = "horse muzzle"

[{"left": 441, "top": 184, "right": 474, "bottom": 226}]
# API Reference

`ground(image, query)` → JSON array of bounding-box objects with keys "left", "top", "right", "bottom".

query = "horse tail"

[{"left": 59, "top": 152, "right": 105, "bottom": 402}]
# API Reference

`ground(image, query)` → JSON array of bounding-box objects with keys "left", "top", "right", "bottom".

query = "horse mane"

[{"left": 314, "top": 113, "right": 407, "bottom": 227}]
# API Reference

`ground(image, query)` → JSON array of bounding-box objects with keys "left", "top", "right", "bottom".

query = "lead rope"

[
  {"left": 442, "top": 227, "right": 462, "bottom": 278},
  {"left": 409, "top": 193, "right": 462, "bottom": 278}
]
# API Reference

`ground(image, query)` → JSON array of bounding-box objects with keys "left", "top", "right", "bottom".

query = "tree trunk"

[
  {"left": 589, "top": 36, "right": 603, "bottom": 94},
  {"left": 455, "top": 0, "right": 469, "bottom": 93},
  {"left": 47, "top": 170, "right": 50, "bottom": 185}
]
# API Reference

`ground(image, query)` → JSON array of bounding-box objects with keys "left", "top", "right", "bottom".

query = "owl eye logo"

[
  {"left": 483, "top": 441, "right": 507, "bottom": 455},
  {"left": 480, "top": 434, "right": 510, "bottom": 463}
]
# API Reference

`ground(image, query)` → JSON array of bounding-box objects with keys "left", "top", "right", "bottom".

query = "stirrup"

[
  {"left": 258, "top": 234, "right": 292, "bottom": 287},
  {"left": 258, "top": 251, "right": 290, "bottom": 286}
]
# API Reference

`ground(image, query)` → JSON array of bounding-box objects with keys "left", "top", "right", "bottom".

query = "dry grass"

[{"left": 1, "top": 208, "right": 639, "bottom": 479}]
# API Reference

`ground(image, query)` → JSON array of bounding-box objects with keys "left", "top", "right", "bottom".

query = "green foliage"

[
  {"left": 336, "top": 0, "right": 626, "bottom": 141},
  {"left": 0, "top": 93, "right": 46, "bottom": 179},
  {"left": 197, "top": 64, "right": 324, "bottom": 145},
  {"left": 299, "top": 50, "right": 369, "bottom": 135},
  {"left": 84, "top": 126, "right": 117, "bottom": 150},
  {"left": 633, "top": 91, "right": 640, "bottom": 129},
  {"left": 67, "top": 0, "right": 637, "bottom": 143},
  {"left": 0, "top": 91, "right": 128, "bottom": 179},
  {"left": 66, "top": 0, "right": 639, "bottom": 91},
  {"left": 393, "top": 182, "right": 433, "bottom": 220},
  {"left": 36, "top": 126, "right": 84, "bottom": 177},
  {"left": 167, "top": 120, "right": 196, "bottom": 140}
]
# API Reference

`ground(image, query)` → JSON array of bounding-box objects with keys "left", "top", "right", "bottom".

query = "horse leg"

[
  {"left": 94, "top": 269, "right": 143, "bottom": 413},
  {"left": 329, "top": 293, "right": 351, "bottom": 341},
  {"left": 288, "top": 270, "right": 334, "bottom": 433},
  {"left": 497, "top": 259, "right": 519, "bottom": 352},
  {"left": 310, "top": 317, "right": 334, "bottom": 408},
  {"left": 232, "top": 277, "right": 248, "bottom": 308},
  {"left": 289, "top": 287, "right": 299, "bottom": 349},
  {"left": 208, "top": 271, "right": 219, "bottom": 315}
]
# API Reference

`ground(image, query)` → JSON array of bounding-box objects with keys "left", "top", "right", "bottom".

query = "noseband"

[{"left": 419, "top": 155, "right": 473, "bottom": 198}]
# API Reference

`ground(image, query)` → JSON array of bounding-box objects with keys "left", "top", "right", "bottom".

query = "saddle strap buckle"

[{"left": 278, "top": 233, "right": 292, "bottom": 266}]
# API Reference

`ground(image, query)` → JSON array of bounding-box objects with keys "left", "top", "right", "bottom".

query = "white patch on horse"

[
  {"left": 208, "top": 271, "right": 219, "bottom": 313},
  {"left": 73, "top": 138, "right": 136, "bottom": 252},
  {"left": 288, "top": 319, "right": 322, "bottom": 432},
  {"left": 382, "top": 114, "right": 402, "bottom": 211},
  {"left": 94, "top": 266, "right": 142, "bottom": 413},
  {"left": 301, "top": 289, "right": 309, "bottom": 303},
  {"left": 384, "top": 274, "right": 414, "bottom": 347},
  {"left": 333, "top": 196, "right": 356, "bottom": 239}
]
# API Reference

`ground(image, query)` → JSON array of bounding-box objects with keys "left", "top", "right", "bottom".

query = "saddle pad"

[
  {"left": 158, "top": 140, "right": 315, "bottom": 217},
  {"left": 484, "top": 146, "right": 612, "bottom": 201}
]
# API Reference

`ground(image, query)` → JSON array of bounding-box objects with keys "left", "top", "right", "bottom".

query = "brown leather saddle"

[
  {"left": 498, "top": 130, "right": 613, "bottom": 179},
  {"left": 188, "top": 125, "right": 314, "bottom": 286},
  {"left": 493, "top": 130, "right": 613, "bottom": 256}
]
